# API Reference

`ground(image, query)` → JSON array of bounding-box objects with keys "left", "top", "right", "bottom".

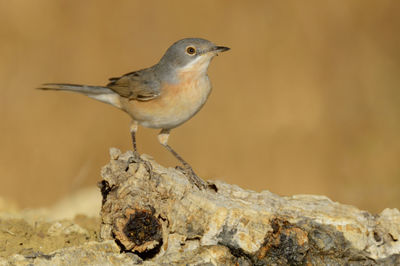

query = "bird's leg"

[
  {"left": 128, "top": 120, "right": 153, "bottom": 175},
  {"left": 130, "top": 120, "right": 139, "bottom": 152},
  {"left": 158, "top": 129, "right": 207, "bottom": 189}
]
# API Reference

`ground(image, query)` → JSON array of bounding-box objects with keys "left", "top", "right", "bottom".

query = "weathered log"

[{"left": 99, "top": 148, "right": 400, "bottom": 265}]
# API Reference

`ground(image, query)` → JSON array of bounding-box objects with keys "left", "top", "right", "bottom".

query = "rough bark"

[
  {"left": 98, "top": 148, "right": 400, "bottom": 265},
  {"left": 1, "top": 148, "right": 399, "bottom": 265}
]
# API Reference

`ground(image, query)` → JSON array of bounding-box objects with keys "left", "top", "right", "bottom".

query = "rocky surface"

[{"left": 1, "top": 148, "right": 400, "bottom": 265}]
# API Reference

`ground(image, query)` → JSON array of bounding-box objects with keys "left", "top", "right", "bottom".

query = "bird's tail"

[{"left": 38, "top": 83, "right": 121, "bottom": 108}]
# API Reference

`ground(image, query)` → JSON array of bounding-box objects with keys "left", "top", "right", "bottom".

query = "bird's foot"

[
  {"left": 127, "top": 151, "right": 153, "bottom": 178},
  {"left": 176, "top": 165, "right": 208, "bottom": 190}
]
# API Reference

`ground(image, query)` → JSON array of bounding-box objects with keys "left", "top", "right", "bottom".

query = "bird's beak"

[
  {"left": 212, "top": 46, "right": 230, "bottom": 53},
  {"left": 214, "top": 46, "right": 230, "bottom": 53},
  {"left": 204, "top": 46, "right": 230, "bottom": 55}
]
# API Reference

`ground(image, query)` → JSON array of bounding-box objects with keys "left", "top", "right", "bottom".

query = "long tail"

[{"left": 38, "top": 83, "right": 121, "bottom": 108}]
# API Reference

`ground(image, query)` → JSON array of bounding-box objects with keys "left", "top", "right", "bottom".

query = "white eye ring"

[{"left": 186, "top": 46, "right": 196, "bottom": 55}]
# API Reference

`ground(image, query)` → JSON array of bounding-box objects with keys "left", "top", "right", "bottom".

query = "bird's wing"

[{"left": 107, "top": 68, "right": 161, "bottom": 101}]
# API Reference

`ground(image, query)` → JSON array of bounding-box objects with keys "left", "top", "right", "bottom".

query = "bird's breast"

[{"left": 121, "top": 71, "right": 211, "bottom": 129}]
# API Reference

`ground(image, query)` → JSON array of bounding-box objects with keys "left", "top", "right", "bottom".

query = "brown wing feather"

[{"left": 107, "top": 68, "right": 161, "bottom": 101}]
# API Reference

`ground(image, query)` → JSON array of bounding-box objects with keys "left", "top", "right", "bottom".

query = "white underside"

[{"left": 88, "top": 93, "right": 121, "bottom": 109}]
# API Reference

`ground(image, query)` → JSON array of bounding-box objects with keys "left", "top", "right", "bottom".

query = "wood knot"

[{"left": 114, "top": 208, "right": 162, "bottom": 254}]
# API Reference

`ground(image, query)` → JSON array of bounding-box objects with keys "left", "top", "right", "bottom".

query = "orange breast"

[{"left": 120, "top": 70, "right": 211, "bottom": 129}]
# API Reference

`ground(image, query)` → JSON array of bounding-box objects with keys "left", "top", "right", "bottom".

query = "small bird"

[{"left": 39, "top": 38, "right": 230, "bottom": 189}]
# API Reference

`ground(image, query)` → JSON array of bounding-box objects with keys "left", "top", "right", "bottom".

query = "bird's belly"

[{"left": 122, "top": 77, "right": 211, "bottom": 129}]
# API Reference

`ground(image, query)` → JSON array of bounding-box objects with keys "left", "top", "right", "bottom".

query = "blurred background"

[{"left": 0, "top": 0, "right": 399, "bottom": 213}]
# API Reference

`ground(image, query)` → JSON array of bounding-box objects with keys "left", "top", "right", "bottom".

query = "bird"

[{"left": 39, "top": 38, "right": 230, "bottom": 189}]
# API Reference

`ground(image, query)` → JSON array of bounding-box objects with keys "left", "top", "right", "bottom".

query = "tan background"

[{"left": 1, "top": 0, "right": 399, "bottom": 212}]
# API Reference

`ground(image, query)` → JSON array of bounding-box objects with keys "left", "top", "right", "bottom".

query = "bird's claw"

[
  {"left": 176, "top": 165, "right": 208, "bottom": 190},
  {"left": 128, "top": 151, "right": 153, "bottom": 178}
]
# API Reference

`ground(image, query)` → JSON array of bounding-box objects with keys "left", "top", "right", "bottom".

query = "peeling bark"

[
  {"left": 1, "top": 148, "right": 399, "bottom": 265},
  {"left": 99, "top": 148, "right": 400, "bottom": 265}
]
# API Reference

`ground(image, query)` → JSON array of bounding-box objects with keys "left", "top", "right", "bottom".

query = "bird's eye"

[{"left": 186, "top": 46, "right": 196, "bottom": 55}]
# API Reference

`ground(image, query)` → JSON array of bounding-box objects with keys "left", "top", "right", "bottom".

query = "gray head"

[{"left": 157, "top": 38, "right": 229, "bottom": 74}]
